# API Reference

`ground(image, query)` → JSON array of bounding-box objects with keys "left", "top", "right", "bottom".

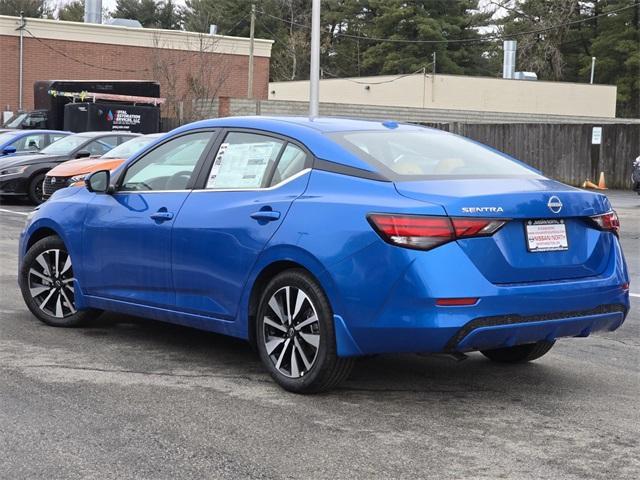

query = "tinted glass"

[
  {"left": 0, "top": 132, "right": 18, "bottom": 145},
  {"left": 206, "top": 132, "right": 284, "bottom": 189},
  {"left": 102, "top": 135, "right": 156, "bottom": 159},
  {"left": 269, "top": 143, "right": 307, "bottom": 186},
  {"left": 120, "top": 132, "right": 212, "bottom": 191},
  {"left": 12, "top": 133, "right": 47, "bottom": 151},
  {"left": 84, "top": 136, "right": 120, "bottom": 156},
  {"left": 4, "top": 113, "right": 28, "bottom": 129},
  {"left": 329, "top": 130, "right": 540, "bottom": 178},
  {"left": 41, "top": 135, "right": 92, "bottom": 155}
]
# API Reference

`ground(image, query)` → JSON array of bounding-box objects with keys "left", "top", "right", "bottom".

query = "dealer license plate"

[{"left": 525, "top": 219, "right": 568, "bottom": 252}]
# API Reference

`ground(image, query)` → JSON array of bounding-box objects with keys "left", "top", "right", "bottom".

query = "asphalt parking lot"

[{"left": 0, "top": 191, "right": 638, "bottom": 480}]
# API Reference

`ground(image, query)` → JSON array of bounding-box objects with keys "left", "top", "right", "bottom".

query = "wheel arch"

[
  {"left": 243, "top": 247, "right": 342, "bottom": 347},
  {"left": 25, "top": 226, "right": 60, "bottom": 251},
  {"left": 22, "top": 218, "right": 69, "bottom": 259},
  {"left": 247, "top": 260, "right": 316, "bottom": 348}
]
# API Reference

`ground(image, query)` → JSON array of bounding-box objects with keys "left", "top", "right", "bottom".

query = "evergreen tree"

[
  {"left": 585, "top": 0, "right": 639, "bottom": 117},
  {"left": 0, "top": 0, "right": 52, "bottom": 18},
  {"left": 353, "top": 0, "right": 492, "bottom": 77},
  {"left": 58, "top": 0, "right": 84, "bottom": 22},
  {"left": 112, "top": 0, "right": 158, "bottom": 27},
  {"left": 156, "top": 0, "right": 183, "bottom": 29},
  {"left": 492, "top": 0, "right": 639, "bottom": 118}
]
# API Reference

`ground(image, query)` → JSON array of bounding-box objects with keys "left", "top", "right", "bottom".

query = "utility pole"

[
  {"left": 431, "top": 51, "right": 436, "bottom": 103},
  {"left": 16, "top": 11, "right": 25, "bottom": 111},
  {"left": 248, "top": 3, "right": 256, "bottom": 99},
  {"left": 590, "top": 57, "right": 596, "bottom": 84},
  {"left": 309, "top": 0, "right": 321, "bottom": 118}
]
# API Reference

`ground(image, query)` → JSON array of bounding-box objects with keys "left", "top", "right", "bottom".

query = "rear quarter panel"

[{"left": 241, "top": 169, "right": 447, "bottom": 335}]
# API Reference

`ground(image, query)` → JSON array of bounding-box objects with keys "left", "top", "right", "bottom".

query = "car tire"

[
  {"left": 480, "top": 341, "right": 555, "bottom": 363},
  {"left": 255, "top": 269, "right": 355, "bottom": 393},
  {"left": 27, "top": 172, "right": 46, "bottom": 205},
  {"left": 19, "top": 236, "right": 101, "bottom": 327}
]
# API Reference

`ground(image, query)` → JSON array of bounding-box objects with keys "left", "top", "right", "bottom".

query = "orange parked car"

[{"left": 43, "top": 133, "right": 162, "bottom": 200}]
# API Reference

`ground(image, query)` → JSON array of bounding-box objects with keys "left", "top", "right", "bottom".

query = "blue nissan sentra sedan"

[{"left": 18, "top": 117, "right": 629, "bottom": 393}]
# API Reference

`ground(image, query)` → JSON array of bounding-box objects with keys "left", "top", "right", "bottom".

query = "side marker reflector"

[{"left": 436, "top": 298, "right": 479, "bottom": 306}]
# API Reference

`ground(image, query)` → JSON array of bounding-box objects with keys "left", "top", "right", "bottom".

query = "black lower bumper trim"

[{"left": 444, "top": 304, "right": 627, "bottom": 351}]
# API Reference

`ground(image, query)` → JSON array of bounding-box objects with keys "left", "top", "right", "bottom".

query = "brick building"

[{"left": 0, "top": 15, "right": 272, "bottom": 120}]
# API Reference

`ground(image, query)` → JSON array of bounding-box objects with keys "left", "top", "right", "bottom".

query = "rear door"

[
  {"left": 81, "top": 129, "right": 218, "bottom": 308},
  {"left": 171, "top": 130, "right": 312, "bottom": 320}
]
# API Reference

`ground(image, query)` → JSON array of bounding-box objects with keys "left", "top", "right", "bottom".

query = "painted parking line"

[
  {"left": 0, "top": 208, "right": 30, "bottom": 216},
  {"left": 630, "top": 293, "right": 640, "bottom": 298}
]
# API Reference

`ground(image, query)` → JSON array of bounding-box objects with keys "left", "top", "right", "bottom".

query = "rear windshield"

[
  {"left": 328, "top": 129, "right": 540, "bottom": 179},
  {"left": 41, "top": 135, "right": 90, "bottom": 155},
  {"left": 102, "top": 136, "right": 154, "bottom": 159}
]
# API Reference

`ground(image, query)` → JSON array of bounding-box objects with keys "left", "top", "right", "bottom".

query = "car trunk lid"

[{"left": 395, "top": 177, "right": 614, "bottom": 283}]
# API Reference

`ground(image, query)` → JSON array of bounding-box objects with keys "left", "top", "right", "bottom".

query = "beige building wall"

[{"left": 269, "top": 74, "right": 617, "bottom": 118}]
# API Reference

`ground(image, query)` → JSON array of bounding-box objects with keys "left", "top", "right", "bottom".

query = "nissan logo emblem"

[{"left": 547, "top": 196, "right": 563, "bottom": 214}]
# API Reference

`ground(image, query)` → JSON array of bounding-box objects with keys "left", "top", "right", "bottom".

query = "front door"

[
  {"left": 172, "top": 130, "right": 311, "bottom": 320},
  {"left": 81, "top": 130, "right": 217, "bottom": 308}
]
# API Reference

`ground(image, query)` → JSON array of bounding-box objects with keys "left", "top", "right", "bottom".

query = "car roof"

[
  {"left": 72, "top": 131, "right": 140, "bottom": 138},
  {"left": 171, "top": 116, "right": 432, "bottom": 172},
  {"left": 181, "top": 116, "right": 425, "bottom": 134},
  {"left": 11, "top": 130, "right": 69, "bottom": 136}
]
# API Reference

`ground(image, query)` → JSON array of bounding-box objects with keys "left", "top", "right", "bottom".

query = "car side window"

[
  {"left": 85, "top": 136, "right": 119, "bottom": 156},
  {"left": 120, "top": 132, "right": 212, "bottom": 192},
  {"left": 269, "top": 143, "right": 308, "bottom": 187},
  {"left": 206, "top": 132, "right": 284, "bottom": 189},
  {"left": 13, "top": 133, "right": 46, "bottom": 151},
  {"left": 49, "top": 134, "right": 66, "bottom": 144}
]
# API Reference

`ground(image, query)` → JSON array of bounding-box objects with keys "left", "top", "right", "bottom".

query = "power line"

[
  {"left": 322, "top": 64, "right": 434, "bottom": 85},
  {"left": 24, "top": 28, "right": 152, "bottom": 73},
  {"left": 23, "top": 19, "right": 249, "bottom": 75},
  {"left": 257, "top": 2, "right": 638, "bottom": 45}
]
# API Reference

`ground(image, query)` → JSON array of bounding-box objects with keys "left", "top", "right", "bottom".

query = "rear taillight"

[
  {"left": 589, "top": 211, "right": 620, "bottom": 235},
  {"left": 368, "top": 214, "right": 506, "bottom": 251}
]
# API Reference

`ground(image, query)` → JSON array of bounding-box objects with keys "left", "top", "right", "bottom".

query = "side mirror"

[
  {"left": 2, "top": 146, "right": 17, "bottom": 155},
  {"left": 75, "top": 150, "right": 91, "bottom": 159},
  {"left": 85, "top": 170, "right": 112, "bottom": 194}
]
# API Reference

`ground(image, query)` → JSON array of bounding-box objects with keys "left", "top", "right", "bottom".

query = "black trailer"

[
  {"left": 64, "top": 103, "right": 160, "bottom": 134},
  {"left": 4, "top": 80, "right": 162, "bottom": 133}
]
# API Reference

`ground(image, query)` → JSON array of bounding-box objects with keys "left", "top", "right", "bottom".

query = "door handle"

[
  {"left": 150, "top": 211, "right": 174, "bottom": 222},
  {"left": 250, "top": 210, "right": 281, "bottom": 221}
]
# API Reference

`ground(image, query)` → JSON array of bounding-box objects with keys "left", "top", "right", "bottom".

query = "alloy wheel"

[
  {"left": 262, "top": 286, "right": 320, "bottom": 378},
  {"left": 27, "top": 249, "right": 76, "bottom": 318},
  {"left": 35, "top": 181, "right": 44, "bottom": 202}
]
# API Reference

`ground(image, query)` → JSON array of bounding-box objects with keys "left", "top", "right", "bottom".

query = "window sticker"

[{"left": 207, "top": 141, "right": 279, "bottom": 189}]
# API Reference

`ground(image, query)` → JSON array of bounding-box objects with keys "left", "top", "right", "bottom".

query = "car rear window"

[{"left": 328, "top": 129, "right": 540, "bottom": 179}]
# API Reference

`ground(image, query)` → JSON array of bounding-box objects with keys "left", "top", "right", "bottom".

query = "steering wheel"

[{"left": 167, "top": 170, "right": 192, "bottom": 190}]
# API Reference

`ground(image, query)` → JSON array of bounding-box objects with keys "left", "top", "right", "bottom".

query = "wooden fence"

[
  {"left": 162, "top": 104, "right": 640, "bottom": 189},
  {"left": 422, "top": 123, "right": 639, "bottom": 189}
]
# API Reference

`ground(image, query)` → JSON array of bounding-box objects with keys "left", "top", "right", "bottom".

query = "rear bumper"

[
  {"left": 328, "top": 236, "right": 629, "bottom": 357},
  {"left": 445, "top": 304, "right": 625, "bottom": 352}
]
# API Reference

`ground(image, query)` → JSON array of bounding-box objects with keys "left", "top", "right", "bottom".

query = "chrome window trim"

[{"left": 110, "top": 168, "right": 311, "bottom": 195}]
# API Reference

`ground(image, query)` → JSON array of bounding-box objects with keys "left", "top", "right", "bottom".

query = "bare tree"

[{"left": 150, "top": 30, "right": 232, "bottom": 126}]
